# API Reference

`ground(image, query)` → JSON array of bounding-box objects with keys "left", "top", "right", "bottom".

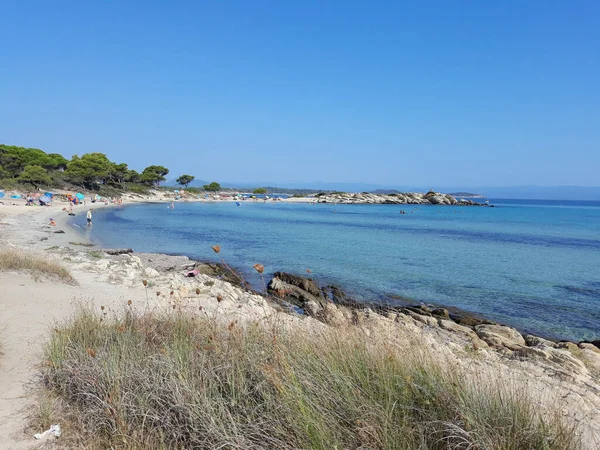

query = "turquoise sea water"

[{"left": 73, "top": 199, "right": 600, "bottom": 342}]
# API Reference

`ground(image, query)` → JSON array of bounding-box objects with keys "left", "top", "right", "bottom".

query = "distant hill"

[
  {"left": 448, "top": 192, "right": 485, "bottom": 198},
  {"left": 371, "top": 189, "right": 401, "bottom": 195},
  {"left": 247, "top": 186, "right": 326, "bottom": 195}
]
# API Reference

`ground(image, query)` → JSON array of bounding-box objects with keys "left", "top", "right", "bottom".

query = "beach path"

[{"left": 0, "top": 270, "right": 147, "bottom": 449}]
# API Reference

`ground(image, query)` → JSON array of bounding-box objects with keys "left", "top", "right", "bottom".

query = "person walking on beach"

[{"left": 86, "top": 209, "right": 93, "bottom": 227}]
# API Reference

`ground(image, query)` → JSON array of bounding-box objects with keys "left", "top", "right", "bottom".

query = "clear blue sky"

[{"left": 1, "top": 1, "right": 598, "bottom": 188}]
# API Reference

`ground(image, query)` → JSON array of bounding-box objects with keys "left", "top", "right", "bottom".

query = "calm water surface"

[{"left": 72, "top": 199, "right": 600, "bottom": 341}]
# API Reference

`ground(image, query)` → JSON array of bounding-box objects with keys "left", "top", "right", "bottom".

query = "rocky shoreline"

[
  {"left": 266, "top": 271, "right": 600, "bottom": 363},
  {"left": 84, "top": 246, "right": 600, "bottom": 358},
  {"left": 101, "top": 246, "right": 600, "bottom": 368},
  {"left": 314, "top": 191, "right": 487, "bottom": 205},
  {"left": 73, "top": 246, "right": 600, "bottom": 380}
]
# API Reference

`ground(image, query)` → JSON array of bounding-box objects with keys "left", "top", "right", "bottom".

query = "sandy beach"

[
  {"left": 0, "top": 196, "right": 304, "bottom": 448},
  {"left": 1, "top": 199, "right": 600, "bottom": 448}
]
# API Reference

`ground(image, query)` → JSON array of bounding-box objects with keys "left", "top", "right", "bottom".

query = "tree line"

[{"left": 0, "top": 144, "right": 221, "bottom": 192}]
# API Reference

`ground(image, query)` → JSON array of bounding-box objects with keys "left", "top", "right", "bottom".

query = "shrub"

[
  {"left": 41, "top": 309, "right": 579, "bottom": 449},
  {"left": 97, "top": 186, "right": 122, "bottom": 198},
  {"left": 123, "top": 183, "right": 151, "bottom": 195},
  {"left": 184, "top": 186, "right": 202, "bottom": 195},
  {"left": 0, "top": 178, "right": 26, "bottom": 190}
]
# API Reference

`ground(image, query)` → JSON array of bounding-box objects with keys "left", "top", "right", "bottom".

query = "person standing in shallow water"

[{"left": 86, "top": 209, "right": 93, "bottom": 227}]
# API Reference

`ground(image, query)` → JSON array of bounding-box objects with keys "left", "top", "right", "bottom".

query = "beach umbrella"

[
  {"left": 76, "top": 193, "right": 85, "bottom": 200},
  {"left": 39, "top": 195, "right": 52, "bottom": 204},
  {"left": 0, "top": 192, "right": 5, "bottom": 198},
  {"left": 44, "top": 192, "right": 54, "bottom": 198}
]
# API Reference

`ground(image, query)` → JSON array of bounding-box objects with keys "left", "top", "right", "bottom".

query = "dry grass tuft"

[
  {"left": 40, "top": 308, "right": 580, "bottom": 449},
  {"left": 0, "top": 248, "right": 73, "bottom": 282}
]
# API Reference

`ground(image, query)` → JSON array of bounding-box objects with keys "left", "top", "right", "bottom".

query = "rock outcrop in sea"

[{"left": 314, "top": 191, "right": 483, "bottom": 205}]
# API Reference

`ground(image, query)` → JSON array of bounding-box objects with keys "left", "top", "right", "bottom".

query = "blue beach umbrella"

[
  {"left": 0, "top": 192, "right": 5, "bottom": 198},
  {"left": 75, "top": 193, "right": 85, "bottom": 200}
]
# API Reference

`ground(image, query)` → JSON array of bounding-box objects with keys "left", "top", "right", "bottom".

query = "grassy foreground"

[
  {"left": 41, "top": 309, "right": 579, "bottom": 449},
  {"left": 0, "top": 248, "right": 73, "bottom": 282}
]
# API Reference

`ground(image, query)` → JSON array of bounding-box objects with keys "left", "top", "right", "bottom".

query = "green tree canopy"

[
  {"left": 203, "top": 181, "right": 221, "bottom": 192},
  {"left": 141, "top": 165, "right": 169, "bottom": 187},
  {"left": 252, "top": 187, "right": 268, "bottom": 194},
  {"left": 176, "top": 174, "right": 195, "bottom": 187},
  {"left": 65, "top": 153, "right": 112, "bottom": 189},
  {"left": 18, "top": 165, "right": 51, "bottom": 189},
  {"left": 46, "top": 153, "right": 69, "bottom": 171},
  {"left": 108, "top": 163, "right": 130, "bottom": 185},
  {"left": 0, "top": 145, "right": 49, "bottom": 176},
  {"left": 125, "top": 169, "right": 141, "bottom": 183},
  {"left": 0, "top": 145, "right": 68, "bottom": 178}
]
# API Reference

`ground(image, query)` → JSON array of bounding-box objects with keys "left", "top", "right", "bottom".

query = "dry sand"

[{"left": 0, "top": 199, "right": 143, "bottom": 448}]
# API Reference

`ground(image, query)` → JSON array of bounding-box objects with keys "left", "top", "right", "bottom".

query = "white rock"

[
  {"left": 323, "top": 304, "right": 346, "bottom": 326},
  {"left": 144, "top": 267, "right": 160, "bottom": 278},
  {"left": 95, "top": 260, "right": 111, "bottom": 271},
  {"left": 475, "top": 324, "right": 525, "bottom": 349}
]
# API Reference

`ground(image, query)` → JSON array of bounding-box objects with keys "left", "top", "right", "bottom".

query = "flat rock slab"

[{"left": 134, "top": 252, "right": 193, "bottom": 271}]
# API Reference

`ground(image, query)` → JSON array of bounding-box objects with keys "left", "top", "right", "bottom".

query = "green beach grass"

[{"left": 39, "top": 307, "right": 580, "bottom": 449}]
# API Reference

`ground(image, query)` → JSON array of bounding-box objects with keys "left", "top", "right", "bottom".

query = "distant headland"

[
  {"left": 448, "top": 192, "right": 486, "bottom": 198},
  {"left": 309, "top": 191, "right": 485, "bottom": 206}
]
